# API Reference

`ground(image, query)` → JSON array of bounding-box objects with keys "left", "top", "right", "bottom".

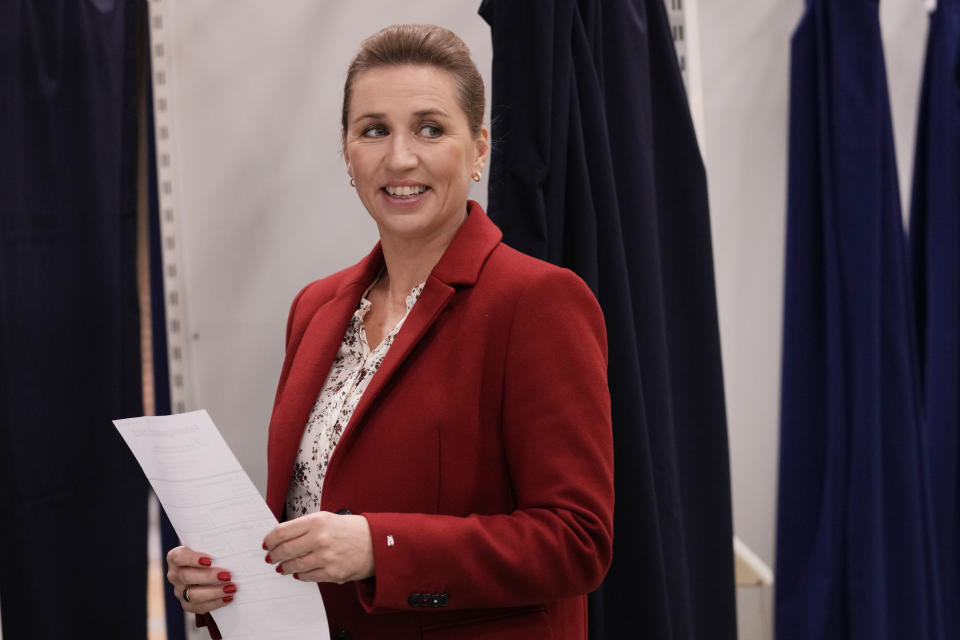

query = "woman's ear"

[
  {"left": 475, "top": 126, "right": 490, "bottom": 173},
  {"left": 343, "top": 135, "right": 353, "bottom": 180}
]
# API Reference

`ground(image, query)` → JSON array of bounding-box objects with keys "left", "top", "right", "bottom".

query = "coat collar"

[
  {"left": 337, "top": 200, "right": 503, "bottom": 293},
  {"left": 268, "top": 201, "right": 501, "bottom": 518}
]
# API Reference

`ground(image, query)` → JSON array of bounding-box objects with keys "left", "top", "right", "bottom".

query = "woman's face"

[{"left": 343, "top": 64, "right": 489, "bottom": 242}]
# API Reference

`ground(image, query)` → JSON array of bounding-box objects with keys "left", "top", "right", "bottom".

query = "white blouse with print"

[{"left": 285, "top": 278, "right": 425, "bottom": 519}]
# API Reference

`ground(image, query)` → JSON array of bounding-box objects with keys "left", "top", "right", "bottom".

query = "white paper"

[{"left": 114, "top": 410, "right": 329, "bottom": 640}]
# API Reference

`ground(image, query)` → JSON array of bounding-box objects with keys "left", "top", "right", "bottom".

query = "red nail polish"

[
  {"left": 293, "top": 573, "right": 299, "bottom": 579},
  {"left": 276, "top": 564, "right": 283, "bottom": 573},
  {"left": 223, "top": 584, "right": 237, "bottom": 594},
  {"left": 262, "top": 542, "right": 268, "bottom": 550},
  {"left": 199, "top": 557, "right": 212, "bottom": 567},
  {"left": 265, "top": 553, "right": 272, "bottom": 563},
  {"left": 223, "top": 596, "right": 234, "bottom": 603},
  {"left": 217, "top": 571, "right": 231, "bottom": 582}
]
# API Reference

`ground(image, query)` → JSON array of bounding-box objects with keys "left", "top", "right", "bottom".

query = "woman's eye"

[
  {"left": 361, "top": 125, "right": 388, "bottom": 138},
  {"left": 420, "top": 124, "right": 443, "bottom": 138}
]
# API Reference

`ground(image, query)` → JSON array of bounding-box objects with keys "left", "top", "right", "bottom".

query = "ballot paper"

[{"left": 114, "top": 410, "right": 329, "bottom": 640}]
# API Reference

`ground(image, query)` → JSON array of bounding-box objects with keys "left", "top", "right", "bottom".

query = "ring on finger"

[{"left": 183, "top": 586, "right": 191, "bottom": 603}]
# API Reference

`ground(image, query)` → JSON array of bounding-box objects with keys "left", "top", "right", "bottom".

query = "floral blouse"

[{"left": 285, "top": 277, "right": 425, "bottom": 518}]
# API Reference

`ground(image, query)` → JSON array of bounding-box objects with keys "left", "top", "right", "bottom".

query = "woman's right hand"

[{"left": 166, "top": 546, "right": 236, "bottom": 614}]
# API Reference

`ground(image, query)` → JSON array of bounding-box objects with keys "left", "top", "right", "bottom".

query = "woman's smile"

[
  {"left": 383, "top": 183, "right": 428, "bottom": 198},
  {"left": 381, "top": 181, "right": 431, "bottom": 207}
]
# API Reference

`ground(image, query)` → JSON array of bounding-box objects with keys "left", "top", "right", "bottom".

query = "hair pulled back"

[{"left": 341, "top": 24, "right": 485, "bottom": 137}]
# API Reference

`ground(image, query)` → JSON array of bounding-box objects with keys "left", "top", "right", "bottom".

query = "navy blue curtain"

[
  {"left": 0, "top": 1, "right": 148, "bottom": 637},
  {"left": 776, "top": 1, "right": 942, "bottom": 638},
  {"left": 479, "top": 1, "right": 736, "bottom": 638},
  {"left": 910, "top": 0, "right": 960, "bottom": 637}
]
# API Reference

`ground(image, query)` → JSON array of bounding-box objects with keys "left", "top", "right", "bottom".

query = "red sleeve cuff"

[
  {"left": 195, "top": 612, "right": 222, "bottom": 639},
  {"left": 354, "top": 576, "right": 377, "bottom": 611}
]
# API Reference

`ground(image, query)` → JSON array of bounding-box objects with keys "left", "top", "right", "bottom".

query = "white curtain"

[{"left": 150, "top": 1, "right": 492, "bottom": 495}]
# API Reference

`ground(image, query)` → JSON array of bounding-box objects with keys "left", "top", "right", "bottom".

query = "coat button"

[
  {"left": 408, "top": 593, "right": 421, "bottom": 608},
  {"left": 336, "top": 509, "right": 352, "bottom": 515},
  {"left": 333, "top": 630, "right": 351, "bottom": 640}
]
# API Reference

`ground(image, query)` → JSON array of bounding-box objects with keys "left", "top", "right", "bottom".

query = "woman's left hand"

[{"left": 263, "top": 511, "right": 375, "bottom": 584}]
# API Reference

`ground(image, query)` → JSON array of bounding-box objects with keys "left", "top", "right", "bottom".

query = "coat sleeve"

[{"left": 356, "top": 268, "right": 614, "bottom": 612}]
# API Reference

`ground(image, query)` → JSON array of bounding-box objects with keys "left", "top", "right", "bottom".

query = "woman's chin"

[
  {"left": 371, "top": 210, "right": 465, "bottom": 244},
  {"left": 374, "top": 216, "right": 435, "bottom": 241}
]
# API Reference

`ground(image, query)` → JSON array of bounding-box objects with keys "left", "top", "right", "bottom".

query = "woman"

[{"left": 167, "top": 24, "right": 614, "bottom": 640}]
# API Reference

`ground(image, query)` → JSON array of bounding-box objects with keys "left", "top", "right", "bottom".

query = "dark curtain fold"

[
  {"left": 776, "top": 1, "right": 942, "bottom": 638},
  {"left": 910, "top": 0, "right": 960, "bottom": 637},
  {"left": 479, "top": 1, "right": 736, "bottom": 638},
  {"left": 0, "top": 0, "right": 148, "bottom": 637}
]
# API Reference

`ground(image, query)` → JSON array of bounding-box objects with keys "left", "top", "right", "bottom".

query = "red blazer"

[{"left": 263, "top": 202, "right": 613, "bottom": 639}]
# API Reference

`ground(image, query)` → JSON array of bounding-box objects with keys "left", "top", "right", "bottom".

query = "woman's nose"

[{"left": 385, "top": 134, "right": 418, "bottom": 170}]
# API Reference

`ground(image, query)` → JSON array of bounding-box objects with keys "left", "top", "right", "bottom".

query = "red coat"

[{"left": 265, "top": 202, "right": 613, "bottom": 639}]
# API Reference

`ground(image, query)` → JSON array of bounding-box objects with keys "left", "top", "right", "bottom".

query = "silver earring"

[
  {"left": 472, "top": 171, "right": 482, "bottom": 183},
  {"left": 350, "top": 177, "right": 356, "bottom": 187}
]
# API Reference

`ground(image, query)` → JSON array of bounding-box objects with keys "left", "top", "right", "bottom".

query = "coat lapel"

[
  {"left": 327, "top": 276, "right": 455, "bottom": 464},
  {"left": 267, "top": 248, "right": 384, "bottom": 517},
  {"left": 324, "top": 202, "right": 503, "bottom": 487}
]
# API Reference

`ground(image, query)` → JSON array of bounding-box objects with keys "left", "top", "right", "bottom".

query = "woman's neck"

[{"left": 376, "top": 210, "right": 466, "bottom": 300}]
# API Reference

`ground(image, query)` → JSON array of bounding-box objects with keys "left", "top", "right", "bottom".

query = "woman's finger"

[
  {"left": 286, "top": 566, "right": 350, "bottom": 585},
  {"left": 276, "top": 550, "right": 356, "bottom": 584},
  {"left": 272, "top": 549, "right": 323, "bottom": 576},
  {"left": 176, "top": 581, "right": 237, "bottom": 614},
  {"left": 181, "top": 582, "right": 238, "bottom": 606},
  {"left": 287, "top": 568, "right": 325, "bottom": 583},
  {"left": 167, "top": 545, "right": 213, "bottom": 569},
  {"left": 263, "top": 512, "right": 327, "bottom": 551},
  {"left": 266, "top": 534, "right": 316, "bottom": 567},
  {"left": 172, "top": 566, "right": 233, "bottom": 587}
]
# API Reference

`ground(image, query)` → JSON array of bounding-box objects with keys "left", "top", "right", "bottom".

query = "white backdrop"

[
  {"left": 150, "top": 2, "right": 931, "bottom": 638},
  {"left": 149, "top": 0, "right": 492, "bottom": 496}
]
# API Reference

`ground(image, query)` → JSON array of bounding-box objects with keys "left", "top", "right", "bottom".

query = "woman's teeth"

[{"left": 385, "top": 185, "right": 427, "bottom": 198}]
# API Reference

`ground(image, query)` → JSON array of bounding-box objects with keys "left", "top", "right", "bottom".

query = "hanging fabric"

[
  {"left": 479, "top": 1, "right": 736, "bottom": 638},
  {"left": 910, "top": 0, "right": 960, "bottom": 637},
  {"left": 777, "top": 0, "right": 942, "bottom": 638},
  {"left": 0, "top": 1, "right": 148, "bottom": 637}
]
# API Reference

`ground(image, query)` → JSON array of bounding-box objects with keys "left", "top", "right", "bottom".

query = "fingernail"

[
  {"left": 276, "top": 564, "right": 283, "bottom": 573},
  {"left": 223, "top": 584, "right": 237, "bottom": 594},
  {"left": 217, "top": 571, "right": 231, "bottom": 582},
  {"left": 265, "top": 553, "right": 272, "bottom": 563},
  {"left": 223, "top": 596, "right": 234, "bottom": 603},
  {"left": 262, "top": 542, "right": 268, "bottom": 550},
  {"left": 293, "top": 573, "right": 299, "bottom": 579},
  {"left": 199, "top": 557, "right": 212, "bottom": 566}
]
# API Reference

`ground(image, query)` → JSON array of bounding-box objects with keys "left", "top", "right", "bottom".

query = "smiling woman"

[{"left": 166, "top": 24, "right": 614, "bottom": 640}]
